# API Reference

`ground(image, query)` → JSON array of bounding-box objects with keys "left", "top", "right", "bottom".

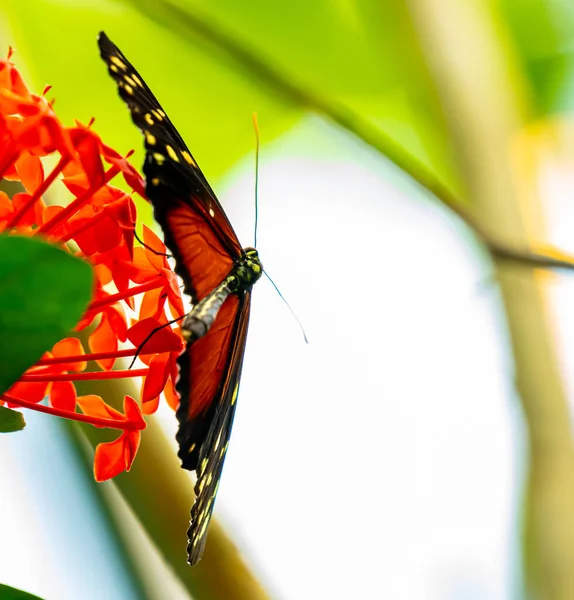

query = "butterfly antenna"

[
  {"left": 134, "top": 229, "right": 171, "bottom": 257},
  {"left": 128, "top": 315, "right": 185, "bottom": 369},
  {"left": 264, "top": 270, "right": 308, "bottom": 344},
  {"left": 252, "top": 112, "right": 260, "bottom": 248}
]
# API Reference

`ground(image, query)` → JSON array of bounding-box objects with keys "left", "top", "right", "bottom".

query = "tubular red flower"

[{"left": 0, "top": 51, "right": 184, "bottom": 479}]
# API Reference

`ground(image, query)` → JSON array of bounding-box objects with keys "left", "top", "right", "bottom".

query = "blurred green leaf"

[
  {"left": 0, "top": 584, "right": 45, "bottom": 600},
  {"left": 1, "top": 0, "right": 297, "bottom": 191},
  {"left": 0, "top": 235, "right": 93, "bottom": 395},
  {"left": 0, "top": 406, "right": 26, "bottom": 432},
  {"left": 502, "top": 0, "right": 574, "bottom": 115},
  {"left": 2, "top": 0, "right": 460, "bottom": 198},
  {"left": 182, "top": 0, "right": 457, "bottom": 182}
]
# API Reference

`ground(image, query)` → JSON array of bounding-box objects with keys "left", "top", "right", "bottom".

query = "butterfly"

[{"left": 98, "top": 31, "right": 262, "bottom": 565}]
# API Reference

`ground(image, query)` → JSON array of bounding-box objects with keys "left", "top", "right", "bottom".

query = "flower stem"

[
  {"left": 2, "top": 393, "right": 141, "bottom": 431},
  {"left": 20, "top": 368, "right": 148, "bottom": 382},
  {"left": 88, "top": 279, "right": 164, "bottom": 312},
  {"left": 36, "top": 164, "right": 121, "bottom": 235},
  {"left": 38, "top": 348, "right": 138, "bottom": 366}
]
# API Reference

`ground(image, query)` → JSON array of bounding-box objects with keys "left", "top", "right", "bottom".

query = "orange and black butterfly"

[{"left": 98, "top": 32, "right": 262, "bottom": 565}]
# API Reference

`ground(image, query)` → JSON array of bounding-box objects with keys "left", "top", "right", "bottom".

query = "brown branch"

[
  {"left": 406, "top": 1, "right": 574, "bottom": 597},
  {"left": 489, "top": 244, "right": 574, "bottom": 272}
]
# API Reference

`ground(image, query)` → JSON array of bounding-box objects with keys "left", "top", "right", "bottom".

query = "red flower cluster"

[{"left": 0, "top": 49, "right": 185, "bottom": 480}]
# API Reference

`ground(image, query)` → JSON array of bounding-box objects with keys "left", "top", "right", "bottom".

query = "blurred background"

[{"left": 2, "top": 1, "right": 574, "bottom": 598}]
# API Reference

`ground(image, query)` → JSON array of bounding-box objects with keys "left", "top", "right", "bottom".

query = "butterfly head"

[{"left": 235, "top": 247, "right": 262, "bottom": 289}]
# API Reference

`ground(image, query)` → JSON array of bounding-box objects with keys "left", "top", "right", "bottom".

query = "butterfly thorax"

[{"left": 182, "top": 248, "right": 262, "bottom": 342}]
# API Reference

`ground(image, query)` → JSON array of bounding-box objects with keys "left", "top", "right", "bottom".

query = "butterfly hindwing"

[
  {"left": 184, "top": 293, "right": 251, "bottom": 564},
  {"left": 176, "top": 294, "right": 243, "bottom": 468}
]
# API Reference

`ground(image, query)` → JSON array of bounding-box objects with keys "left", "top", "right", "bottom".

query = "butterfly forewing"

[{"left": 98, "top": 32, "right": 243, "bottom": 273}]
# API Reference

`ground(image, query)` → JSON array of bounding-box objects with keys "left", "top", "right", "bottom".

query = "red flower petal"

[
  {"left": 12, "top": 192, "right": 39, "bottom": 227},
  {"left": 163, "top": 377, "right": 180, "bottom": 411},
  {"left": 123, "top": 395, "right": 146, "bottom": 430},
  {"left": 129, "top": 247, "right": 163, "bottom": 283},
  {"left": 50, "top": 380, "right": 76, "bottom": 412},
  {"left": 141, "top": 353, "right": 170, "bottom": 413},
  {"left": 142, "top": 225, "right": 168, "bottom": 271},
  {"left": 89, "top": 315, "right": 118, "bottom": 371},
  {"left": 127, "top": 317, "right": 183, "bottom": 354},
  {"left": 4, "top": 380, "right": 48, "bottom": 404},
  {"left": 0, "top": 190, "right": 12, "bottom": 218},
  {"left": 52, "top": 337, "right": 86, "bottom": 372},
  {"left": 15, "top": 151, "right": 44, "bottom": 193},
  {"left": 76, "top": 394, "right": 124, "bottom": 422},
  {"left": 164, "top": 269, "right": 185, "bottom": 317},
  {"left": 89, "top": 306, "right": 127, "bottom": 370},
  {"left": 93, "top": 429, "right": 141, "bottom": 482},
  {"left": 139, "top": 286, "right": 165, "bottom": 322},
  {"left": 101, "top": 143, "right": 146, "bottom": 198},
  {"left": 123, "top": 430, "right": 141, "bottom": 470},
  {"left": 70, "top": 127, "right": 105, "bottom": 186}
]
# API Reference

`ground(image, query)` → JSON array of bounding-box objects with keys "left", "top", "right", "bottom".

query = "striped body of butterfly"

[{"left": 98, "top": 32, "right": 262, "bottom": 565}]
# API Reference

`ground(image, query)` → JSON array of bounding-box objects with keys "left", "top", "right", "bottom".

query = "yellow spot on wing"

[
  {"left": 152, "top": 109, "right": 164, "bottom": 121},
  {"left": 124, "top": 75, "right": 136, "bottom": 87},
  {"left": 195, "top": 518, "right": 209, "bottom": 546},
  {"left": 166, "top": 145, "right": 179, "bottom": 163},
  {"left": 145, "top": 132, "right": 156, "bottom": 146},
  {"left": 131, "top": 74, "right": 144, "bottom": 87},
  {"left": 110, "top": 64, "right": 119, "bottom": 73},
  {"left": 231, "top": 384, "right": 239, "bottom": 406},
  {"left": 124, "top": 84, "right": 134, "bottom": 95},
  {"left": 219, "top": 441, "right": 229, "bottom": 459},
  {"left": 110, "top": 56, "right": 127, "bottom": 70},
  {"left": 151, "top": 177, "right": 160, "bottom": 186},
  {"left": 206, "top": 472, "right": 213, "bottom": 486},
  {"left": 153, "top": 153, "right": 165, "bottom": 165},
  {"left": 188, "top": 443, "right": 196, "bottom": 453},
  {"left": 182, "top": 151, "right": 196, "bottom": 166},
  {"left": 144, "top": 113, "right": 154, "bottom": 126}
]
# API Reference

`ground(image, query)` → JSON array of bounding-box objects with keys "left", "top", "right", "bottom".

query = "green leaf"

[
  {"left": 0, "top": 235, "right": 93, "bottom": 395},
  {"left": 0, "top": 584, "right": 45, "bottom": 600},
  {"left": 0, "top": 406, "right": 26, "bottom": 432},
  {"left": 502, "top": 0, "right": 574, "bottom": 115}
]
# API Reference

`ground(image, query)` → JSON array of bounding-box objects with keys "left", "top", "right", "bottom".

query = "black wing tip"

[
  {"left": 97, "top": 31, "right": 110, "bottom": 47},
  {"left": 187, "top": 549, "right": 203, "bottom": 566},
  {"left": 97, "top": 31, "right": 117, "bottom": 56}
]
